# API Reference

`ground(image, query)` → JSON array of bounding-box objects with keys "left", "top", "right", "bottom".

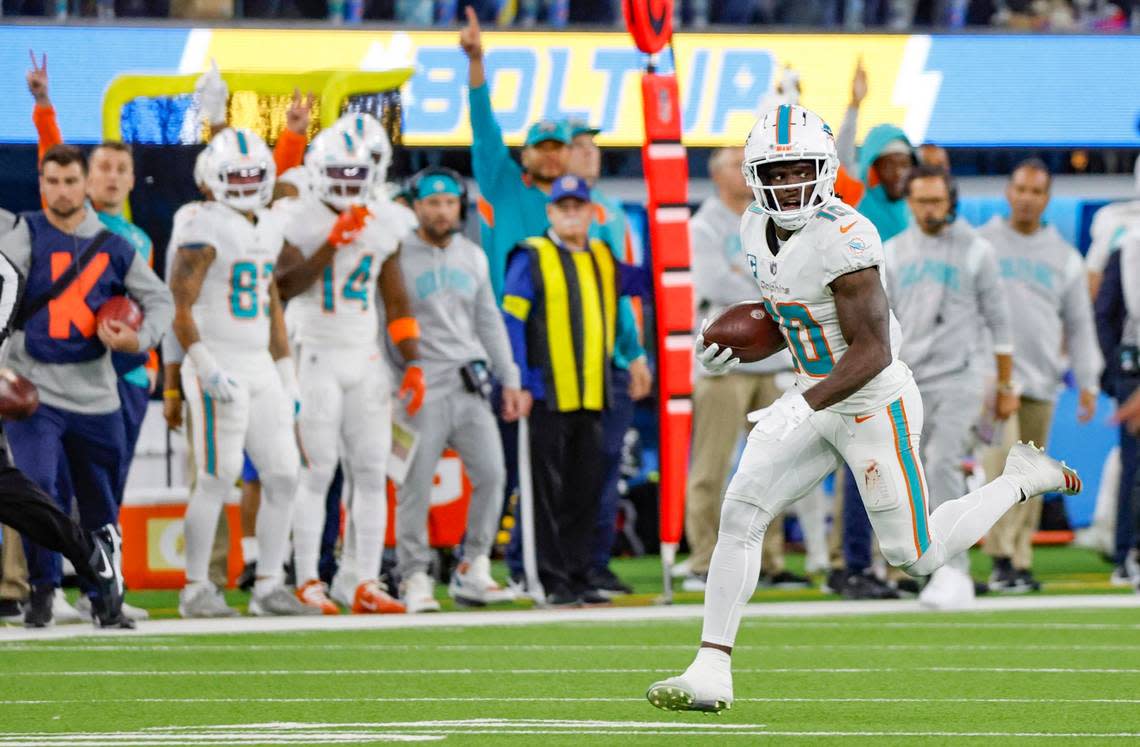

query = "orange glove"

[
  {"left": 327, "top": 205, "right": 371, "bottom": 248},
  {"left": 398, "top": 364, "right": 425, "bottom": 417}
]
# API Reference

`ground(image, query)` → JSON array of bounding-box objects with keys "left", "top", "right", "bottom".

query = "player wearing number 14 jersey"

[
  {"left": 273, "top": 115, "right": 423, "bottom": 615},
  {"left": 170, "top": 128, "right": 316, "bottom": 618},
  {"left": 647, "top": 104, "right": 1083, "bottom": 713}
]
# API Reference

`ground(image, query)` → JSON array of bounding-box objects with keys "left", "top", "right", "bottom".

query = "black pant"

[
  {"left": 0, "top": 447, "right": 93, "bottom": 585},
  {"left": 528, "top": 402, "right": 604, "bottom": 595}
]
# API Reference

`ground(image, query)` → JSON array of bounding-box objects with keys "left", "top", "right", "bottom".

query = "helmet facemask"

[
  {"left": 743, "top": 155, "right": 837, "bottom": 232},
  {"left": 317, "top": 162, "right": 372, "bottom": 211},
  {"left": 216, "top": 164, "right": 272, "bottom": 212}
]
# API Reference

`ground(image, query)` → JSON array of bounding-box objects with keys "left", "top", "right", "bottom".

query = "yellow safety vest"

[{"left": 504, "top": 235, "right": 618, "bottom": 412}]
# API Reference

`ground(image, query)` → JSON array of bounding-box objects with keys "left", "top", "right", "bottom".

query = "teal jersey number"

[
  {"left": 323, "top": 254, "right": 374, "bottom": 312},
  {"left": 764, "top": 300, "right": 835, "bottom": 376},
  {"left": 230, "top": 261, "right": 274, "bottom": 318}
]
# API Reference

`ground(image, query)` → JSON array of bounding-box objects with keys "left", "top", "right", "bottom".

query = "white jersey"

[
  {"left": 741, "top": 197, "right": 911, "bottom": 415},
  {"left": 278, "top": 166, "right": 313, "bottom": 197},
  {"left": 275, "top": 194, "right": 416, "bottom": 348},
  {"left": 177, "top": 201, "right": 283, "bottom": 354}
]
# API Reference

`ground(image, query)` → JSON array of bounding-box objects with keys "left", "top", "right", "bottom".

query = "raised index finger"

[{"left": 464, "top": 5, "right": 480, "bottom": 32}]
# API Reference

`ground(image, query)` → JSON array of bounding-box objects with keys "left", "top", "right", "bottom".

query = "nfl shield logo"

[{"left": 769, "top": 261, "right": 778, "bottom": 275}]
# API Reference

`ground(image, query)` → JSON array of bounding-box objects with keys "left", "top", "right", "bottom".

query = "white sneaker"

[
  {"left": 75, "top": 595, "right": 150, "bottom": 621},
  {"left": 449, "top": 556, "right": 516, "bottom": 606},
  {"left": 647, "top": 650, "right": 733, "bottom": 712},
  {"left": 918, "top": 566, "right": 975, "bottom": 611},
  {"left": 1002, "top": 442, "right": 1081, "bottom": 501},
  {"left": 249, "top": 585, "right": 322, "bottom": 616},
  {"left": 179, "top": 583, "right": 238, "bottom": 618},
  {"left": 329, "top": 567, "right": 360, "bottom": 608},
  {"left": 401, "top": 571, "right": 441, "bottom": 614},
  {"left": 681, "top": 573, "right": 707, "bottom": 592},
  {"left": 671, "top": 557, "right": 692, "bottom": 579},
  {"left": 52, "top": 589, "right": 82, "bottom": 624}
]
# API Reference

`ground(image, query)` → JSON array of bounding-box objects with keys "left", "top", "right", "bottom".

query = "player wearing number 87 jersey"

[
  {"left": 273, "top": 119, "right": 421, "bottom": 615},
  {"left": 170, "top": 128, "right": 316, "bottom": 619},
  {"left": 648, "top": 104, "right": 1084, "bottom": 715}
]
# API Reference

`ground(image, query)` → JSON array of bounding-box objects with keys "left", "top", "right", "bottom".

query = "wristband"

[
  {"left": 388, "top": 317, "right": 421, "bottom": 345},
  {"left": 163, "top": 389, "right": 182, "bottom": 400}
]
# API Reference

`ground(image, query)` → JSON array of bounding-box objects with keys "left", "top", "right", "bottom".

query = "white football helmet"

[
  {"left": 201, "top": 128, "right": 275, "bottom": 212},
  {"left": 334, "top": 112, "right": 393, "bottom": 196},
  {"left": 742, "top": 104, "right": 839, "bottom": 231},
  {"left": 305, "top": 125, "right": 374, "bottom": 211}
]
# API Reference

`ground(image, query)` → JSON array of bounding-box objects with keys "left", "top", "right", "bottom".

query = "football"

[
  {"left": 702, "top": 301, "right": 786, "bottom": 363},
  {"left": 96, "top": 296, "right": 143, "bottom": 332},
  {"left": 0, "top": 367, "right": 39, "bottom": 420}
]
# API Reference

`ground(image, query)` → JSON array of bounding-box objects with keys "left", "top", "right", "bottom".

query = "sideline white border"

[{"left": 1, "top": 593, "right": 1136, "bottom": 642}]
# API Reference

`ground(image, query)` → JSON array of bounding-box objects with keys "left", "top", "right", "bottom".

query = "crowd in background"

[{"left": 3, "top": 0, "right": 1137, "bottom": 30}]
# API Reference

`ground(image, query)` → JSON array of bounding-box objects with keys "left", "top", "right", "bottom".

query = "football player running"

[
  {"left": 171, "top": 129, "right": 316, "bottom": 618},
  {"left": 646, "top": 105, "right": 1082, "bottom": 713},
  {"left": 274, "top": 113, "right": 422, "bottom": 615}
]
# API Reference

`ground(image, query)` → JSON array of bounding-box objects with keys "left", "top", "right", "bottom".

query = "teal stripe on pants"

[{"left": 888, "top": 400, "right": 930, "bottom": 554}]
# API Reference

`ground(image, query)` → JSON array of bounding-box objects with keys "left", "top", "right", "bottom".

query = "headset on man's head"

[{"left": 407, "top": 166, "right": 469, "bottom": 224}]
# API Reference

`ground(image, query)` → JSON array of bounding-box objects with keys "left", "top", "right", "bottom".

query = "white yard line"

[
  {"left": 5, "top": 696, "right": 1140, "bottom": 706},
  {"left": 1, "top": 593, "right": 1136, "bottom": 643}
]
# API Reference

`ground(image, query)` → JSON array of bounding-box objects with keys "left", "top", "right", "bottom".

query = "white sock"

[
  {"left": 183, "top": 473, "right": 229, "bottom": 585},
  {"left": 255, "top": 473, "right": 298, "bottom": 593},
  {"left": 290, "top": 477, "right": 329, "bottom": 585},
  {"left": 691, "top": 647, "right": 731, "bottom": 672},
  {"left": 240, "top": 536, "right": 259, "bottom": 564},
  {"left": 352, "top": 469, "right": 387, "bottom": 584},
  {"left": 911, "top": 476, "right": 1021, "bottom": 576},
  {"left": 699, "top": 498, "right": 773, "bottom": 648}
]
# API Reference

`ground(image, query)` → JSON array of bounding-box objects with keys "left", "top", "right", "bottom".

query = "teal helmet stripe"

[
  {"left": 235, "top": 130, "right": 249, "bottom": 155},
  {"left": 343, "top": 131, "right": 355, "bottom": 150},
  {"left": 776, "top": 105, "right": 791, "bottom": 146}
]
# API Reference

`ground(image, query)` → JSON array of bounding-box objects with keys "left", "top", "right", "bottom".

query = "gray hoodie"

[
  {"left": 979, "top": 217, "right": 1102, "bottom": 400},
  {"left": 885, "top": 220, "right": 1013, "bottom": 387},
  {"left": 395, "top": 230, "right": 520, "bottom": 399},
  {"left": 0, "top": 210, "right": 173, "bottom": 414}
]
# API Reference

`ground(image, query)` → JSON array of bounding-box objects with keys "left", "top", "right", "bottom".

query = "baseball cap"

[
  {"left": 524, "top": 119, "right": 572, "bottom": 147},
  {"left": 416, "top": 174, "right": 462, "bottom": 200},
  {"left": 566, "top": 118, "right": 602, "bottom": 139},
  {"left": 550, "top": 175, "right": 592, "bottom": 204}
]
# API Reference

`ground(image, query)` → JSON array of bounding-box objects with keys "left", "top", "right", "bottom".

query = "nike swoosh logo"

[
  {"left": 96, "top": 548, "right": 114, "bottom": 580},
  {"left": 854, "top": 414, "right": 875, "bottom": 423},
  {"left": 840, "top": 222, "right": 857, "bottom": 234}
]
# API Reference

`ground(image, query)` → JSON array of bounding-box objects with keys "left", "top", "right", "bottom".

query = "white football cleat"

[
  {"left": 179, "top": 583, "right": 238, "bottom": 618},
  {"left": 647, "top": 651, "right": 733, "bottom": 713},
  {"left": 449, "top": 556, "right": 516, "bottom": 606},
  {"left": 401, "top": 571, "right": 441, "bottom": 614},
  {"left": 329, "top": 567, "right": 360, "bottom": 609},
  {"left": 75, "top": 595, "right": 150, "bottom": 621},
  {"left": 1002, "top": 442, "right": 1081, "bottom": 501},
  {"left": 918, "top": 565, "right": 975, "bottom": 611}
]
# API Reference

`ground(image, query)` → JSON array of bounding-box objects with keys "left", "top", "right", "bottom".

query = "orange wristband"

[{"left": 388, "top": 317, "right": 421, "bottom": 345}]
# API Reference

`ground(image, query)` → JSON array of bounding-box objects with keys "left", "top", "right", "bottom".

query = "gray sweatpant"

[
  {"left": 395, "top": 386, "right": 506, "bottom": 577},
  {"left": 917, "top": 376, "right": 984, "bottom": 573}
]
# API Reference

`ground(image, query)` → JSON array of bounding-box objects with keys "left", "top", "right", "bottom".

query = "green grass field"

[{"left": 1, "top": 548, "right": 1137, "bottom": 745}]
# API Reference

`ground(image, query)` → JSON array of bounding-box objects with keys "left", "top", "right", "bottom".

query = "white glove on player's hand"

[
  {"left": 695, "top": 319, "right": 740, "bottom": 376},
  {"left": 187, "top": 342, "right": 239, "bottom": 403},
  {"left": 195, "top": 60, "right": 229, "bottom": 127},
  {"left": 747, "top": 391, "right": 813, "bottom": 441}
]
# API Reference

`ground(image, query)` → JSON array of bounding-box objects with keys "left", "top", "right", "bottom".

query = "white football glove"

[
  {"left": 187, "top": 342, "right": 239, "bottom": 403},
  {"left": 275, "top": 356, "right": 301, "bottom": 419},
  {"left": 746, "top": 391, "right": 813, "bottom": 441},
  {"left": 194, "top": 60, "right": 229, "bottom": 127},
  {"left": 695, "top": 319, "right": 740, "bottom": 376}
]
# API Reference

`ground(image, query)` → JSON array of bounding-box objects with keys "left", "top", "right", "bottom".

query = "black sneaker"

[
  {"left": 841, "top": 571, "right": 900, "bottom": 600},
  {"left": 762, "top": 570, "right": 812, "bottom": 590},
  {"left": 0, "top": 598, "right": 23, "bottom": 624},
  {"left": 578, "top": 588, "right": 612, "bottom": 606},
  {"left": 237, "top": 561, "right": 257, "bottom": 593},
  {"left": 24, "top": 586, "right": 53, "bottom": 628},
  {"left": 88, "top": 524, "right": 133, "bottom": 629},
  {"left": 974, "top": 581, "right": 991, "bottom": 596},
  {"left": 1015, "top": 569, "right": 1042, "bottom": 592},
  {"left": 588, "top": 567, "right": 633, "bottom": 597},
  {"left": 822, "top": 569, "right": 848, "bottom": 594},
  {"left": 988, "top": 557, "right": 1019, "bottom": 593},
  {"left": 892, "top": 577, "right": 922, "bottom": 597},
  {"left": 545, "top": 587, "right": 579, "bottom": 608}
]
